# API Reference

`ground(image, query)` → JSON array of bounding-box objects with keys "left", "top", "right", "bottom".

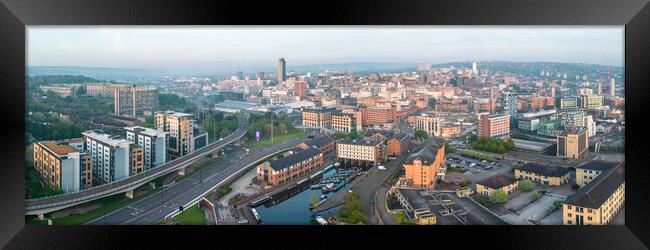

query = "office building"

[
  {"left": 415, "top": 114, "right": 444, "bottom": 137},
  {"left": 556, "top": 97, "right": 579, "bottom": 111},
  {"left": 579, "top": 94, "right": 604, "bottom": 110},
  {"left": 561, "top": 111, "right": 586, "bottom": 129},
  {"left": 82, "top": 131, "right": 133, "bottom": 183},
  {"left": 336, "top": 138, "right": 385, "bottom": 166},
  {"left": 124, "top": 126, "right": 168, "bottom": 171},
  {"left": 301, "top": 107, "right": 335, "bottom": 128},
  {"left": 39, "top": 85, "right": 78, "bottom": 97},
  {"left": 563, "top": 163, "right": 624, "bottom": 225},
  {"left": 557, "top": 127, "right": 588, "bottom": 159},
  {"left": 476, "top": 175, "right": 519, "bottom": 197},
  {"left": 331, "top": 112, "right": 356, "bottom": 133},
  {"left": 277, "top": 58, "right": 286, "bottom": 85},
  {"left": 155, "top": 111, "right": 197, "bottom": 159},
  {"left": 575, "top": 160, "right": 621, "bottom": 188},
  {"left": 114, "top": 85, "right": 159, "bottom": 117},
  {"left": 86, "top": 83, "right": 127, "bottom": 97},
  {"left": 401, "top": 140, "right": 445, "bottom": 189},
  {"left": 500, "top": 92, "right": 518, "bottom": 124},
  {"left": 476, "top": 113, "right": 510, "bottom": 139},
  {"left": 256, "top": 147, "right": 323, "bottom": 187},
  {"left": 515, "top": 163, "right": 570, "bottom": 186},
  {"left": 360, "top": 106, "right": 396, "bottom": 126},
  {"left": 33, "top": 141, "right": 92, "bottom": 193},
  {"left": 517, "top": 117, "right": 540, "bottom": 132}
]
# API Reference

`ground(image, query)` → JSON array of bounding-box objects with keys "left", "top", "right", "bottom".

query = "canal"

[{"left": 254, "top": 168, "right": 345, "bottom": 224}]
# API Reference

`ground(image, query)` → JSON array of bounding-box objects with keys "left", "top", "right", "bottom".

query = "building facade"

[
  {"left": 476, "top": 175, "right": 519, "bottom": 197},
  {"left": 361, "top": 106, "right": 396, "bottom": 126},
  {"left": 575, "top": 160, "right": 621, "bottom": 188},
  {"left": 336, "top": 139, "right": 385, "bottom": 166},
  {"left": 387, "top": 133, "right": 411, "bottom": 157},
  {"left": 33, "top": 141, "right": 92, "bottom": 193},
  {"left": 155, "top": 111, "right": 196, "bottom": 159},
  {"left": 415, "top": 114, "right": 444, "bottom": 137},
  {"left": 82, "top": 131, "right": 132, "bottom": 183},
  {"left": 515, "top": 163, "right": 570, "bottom": 186},
  {"left": 402, "top": 141, "right": 445, "bottom": 189},
  {"left": 557, "top": 128, "right": 588, "bottom": 159},
  {"left": 277, "top": 58, "right": 286, "bottom": 84},
  {"left": 331, "top": 112, "right": 356, "bottom": 133},
  {"left": 256, "top": 147, "right": 323, "bottom": 187},
  {"left": 563, "top": 164, "right": 624, "bottom": 225},
  {"left": 301, "top": 107, "right": 335, "bottom": 128},
  {"left": 124, "top": 126, "right": 168, "bottom": 171},
  {"left": 114, "top": 85, "right": 159, "bottom": 117},
  {"left": 477, "top": 113, "right": 510, "bottom": 139}
]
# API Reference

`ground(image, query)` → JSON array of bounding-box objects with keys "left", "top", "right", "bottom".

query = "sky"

[{"left": 27, "top": 26, "right": 624, "bottom": 69}]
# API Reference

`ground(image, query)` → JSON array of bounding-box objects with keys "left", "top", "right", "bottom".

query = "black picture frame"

[{"left": 0, "top": 0, "right": 648, "bottom": 249}]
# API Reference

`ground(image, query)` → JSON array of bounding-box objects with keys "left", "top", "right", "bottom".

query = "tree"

[
  {"left": 428, "top": 98, "right": 436, "bottom": 110},
  {"left": 338, "top": 191, "right": 368, "bottom": 224},
  {"left": 348, "top": 131, "right": 360, "bottom": 139},
  {"left": 497, "top": 144, "right": 506, "bottom": 154},
  {"left": 490, "top": 190, "right": 508, "bottom": 204},
  {"left": 395, "top": 211, "right": 406, "bottom": 224},
  {"left": 414, "top": 130, "right": 428, "bottom": 140},
  {"left": 505, "top": 138, "right": 516, "bottom": 151},
  {"left": 521, "top": 180, "right": 534, "bottom": 191}
]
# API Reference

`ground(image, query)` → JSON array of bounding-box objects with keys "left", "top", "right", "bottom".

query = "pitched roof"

[
  {"left": 391, "top": 133, "right": 411, "bottom": 142},
  {"left": 564, "top": 163, "right": 624, "bottom": 209},
  {"left": 477, "top": 175, "right": 518, "bottom": 189},
  {"left": 576, "top": 160, "right": 621, "bottom": 171},
  {"left": 268, "top": 147, "right": 322, "bottom": 171},
  {"left": 405, "top": 144, "right": 441, "bottom": 165},
  {"left": 363, "top": 129, "right": 394, "bottom": 139},
  {"left": 303, "top": 136, "right": 334, "bottom": 148},
  {"left": 519, "top": 163, "right": 570, "bottom": 177}
]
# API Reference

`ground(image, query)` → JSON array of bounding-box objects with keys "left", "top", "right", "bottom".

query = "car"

[
  {"left": 378, "top": 165, "right": 386, "bottom": 170},
  {"left": 469, "top": 163, "right": 476, "bottom": 167},
  {"left": 237, "top": 219, "right": 249, "bottom": 224},
  {"left": 481, "top": 160, "right": 487, "bottom": 163},
  {"left": 491, "top": 161, "right": 497, "bottom": 165},
  {"left": 388, "top": 157, "right": 397, "bottom": 160}
]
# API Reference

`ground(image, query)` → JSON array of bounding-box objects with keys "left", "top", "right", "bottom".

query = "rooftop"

[
  {"left": 405, "top": 143, "right": 442, "bottom": 165},
  {"left": 82, "top": 131, "right": 131, "bottom": 146},
  {"left": 518, "top": 163, "right": 570, "bottom": 177},
  {"left": 214, "top": 100, "right": 258, "bottom": 109},
  {"left": 158, "top": 111, "right": 194, "bottom": 117},
  {"left": 339, "top": 138, "right": 382, "bottom": 147},
  {"left": 39, "top": 141, "right": 81, "bottom": 156},
  {"left": 476, "top": 175, "right": 517, "bottom": 189},
  {"left": 124, "top": 126, "right": 167, "bottom": 137},
  {"left": 303, "top": 136, "right": 334, "bottom": 148},
  {"left": 364, "top": 129, "right": 394, "bottom": 139},
  {"left": 268, "top": 147, "right": 322, "bottom": 171},
  {"left": 564, "top": 163, "right": 624, "bottom": 209},
  {"left": 576, "top": 160, "right": 621, "bottom": 171}
]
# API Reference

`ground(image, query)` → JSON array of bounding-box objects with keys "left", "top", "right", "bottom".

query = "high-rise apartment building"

[
  {"left": 277, "top": 58, "right": 286, "bottom": 85},
  {"left": 610, "top": 79, "right": 616, "bottom": 97},
  {"left": 155, "top": 111, "right": 196, "bottom": 159},
  {"left": 124, "top": 126, "right": 168, "bottom": 171},
  {"left": 114, "top": 85, "right": 159, "bottom": 117},
  {"left": 294, "top": 81, "right": 308, "bottom": 98},
  {"left": 556, "top": 96, "right": 579, "bottom": 111},
  {"left": 33, "top": 141, "right": 92, "bottom": 193},
  {"left": 476, "top": 113, "right": 510, "bottom": 139},
  {"left": 579, "top": 94, "right": 604, "bottom": 110},
  {"left": 500, "top": 92, "right": 517, "bottom": 125},
  {"left": 82, "top": 131, "right": 134, "bottom": 183}
]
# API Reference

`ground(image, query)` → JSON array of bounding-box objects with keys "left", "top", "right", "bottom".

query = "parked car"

[{"left": 378, "top": 165, "right": 386, "bottom": 170}]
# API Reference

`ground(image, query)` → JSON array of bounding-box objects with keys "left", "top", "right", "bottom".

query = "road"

[
  {"left": 86, "top": 137, "right": 306, "bottom": 225},
  {"left": 27, "top": 114, "right": 250, "bottom": 215}
]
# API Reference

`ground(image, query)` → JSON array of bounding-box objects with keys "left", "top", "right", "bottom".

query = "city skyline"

[{"left": 28, "top": 26, "right": 624, "bottom": 70}]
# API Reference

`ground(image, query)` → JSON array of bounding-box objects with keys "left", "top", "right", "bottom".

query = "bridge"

[{"left": 25, "top": 113, "right": 250, "bottom": 217}]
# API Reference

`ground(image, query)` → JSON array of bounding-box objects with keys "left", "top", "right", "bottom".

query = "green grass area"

[
  {"left": 245, "top": 130, "right": 304, "bottom": 148},
  {"left": 447, "top": 167, "right": 466, "bottom": 173},
  {"left": 172, "top": 204, "right": 206, "bottom": 225},
  {"left": 44, "top": 177, "right": 166, "bottom": 225}
]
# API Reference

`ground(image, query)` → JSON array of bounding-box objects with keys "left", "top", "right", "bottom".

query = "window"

[{"left": 568, "top": 213, "right": 572, "bottom": 217}]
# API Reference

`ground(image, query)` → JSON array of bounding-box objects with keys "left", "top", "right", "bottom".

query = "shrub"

[
  {"left": 532, "top": 191, "right": 542, "bottom": 200},
  {"left": 520, "top": 180, "right": 534, "bottom": 191},
  {"left": 490, "top": 190, "right": 508, "bottom": 204}
]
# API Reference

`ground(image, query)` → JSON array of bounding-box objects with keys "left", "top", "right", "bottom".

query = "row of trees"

[
  {"left": 202, "top": 111, "right": 238, "bottom": 143},
  {"left": 332, "top": 130, "right": 360, "bottom": 140},
  {"left": 246, "top": 113, "right": 295, "bottom": 141},
  {"left": 471, "top": 137, "right": 515, "bottom": 154}
]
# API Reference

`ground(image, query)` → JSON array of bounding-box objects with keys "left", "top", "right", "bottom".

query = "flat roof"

[
  {"left": 576, "top": 160, "right": 621, "bottom": 171},
  {"left": 214, "top": 100, "right": 258, "bottom": 109},
  {"left": 82, "top": 131, "right": 130, "bottom": 146},
  {"left": 339, "top": 138, "right": 382, "bottom": 146},
  {"left": 158, "top": 111, "right": 193, "bottom": 117}
]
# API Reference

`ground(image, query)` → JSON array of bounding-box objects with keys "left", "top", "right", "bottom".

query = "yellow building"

[
  {"left": 557, "top": 127, "right": 588, "bottom": 159},
  {"left": 515, "top": 163, "right": 570, "bottom": 186},
  {"left": 575, "top": 160, "right": 620, "bottom": 188},
  {"left": 563, "top": 163, "right": 624, "bottom": 225},
  {"left": 413, "top": 208, "right": 437, "bottom": 225},
  {"left": 476, "top": 175, "right": 519, "bottom": 197},
  {"left": 33, "top": 141, "right": 92, "bottom": 193},
  {"left": 155, "top": 111, "right": 196, "bottom": 158},
  {"left": 331, "top": 112, "right": 356, "bottom": 133},
  {"left": 402, "top": 140, "right": 445, "bottom": 189}
]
